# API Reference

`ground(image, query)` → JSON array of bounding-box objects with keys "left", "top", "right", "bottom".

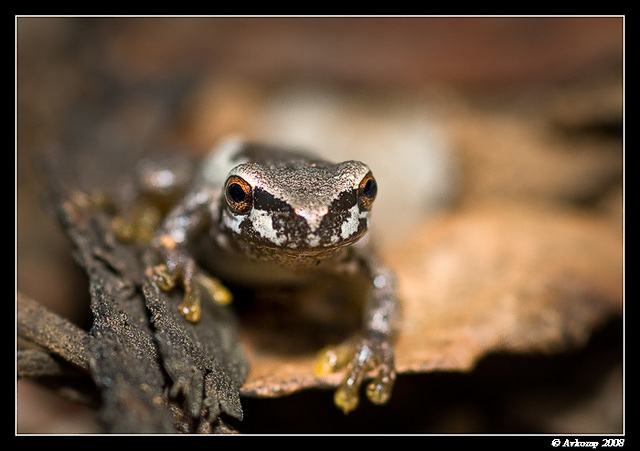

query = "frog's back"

[{"left": 198, "top": 138, "right": 327, "bottom": 189}]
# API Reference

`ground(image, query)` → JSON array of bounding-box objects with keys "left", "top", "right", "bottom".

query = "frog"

[{"left": 143, "top": 137, "right": 398, "bottom": 414}]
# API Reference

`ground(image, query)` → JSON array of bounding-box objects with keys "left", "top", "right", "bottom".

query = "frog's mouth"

[
  {"left": 233, "top": 226, "right": 369, "bottom": 268},
  {"left": 222, "top": 202, "right": 371, "bottom": 267},
  {"left": 258, "top": 241, "right": 357, "bottom": 267}
]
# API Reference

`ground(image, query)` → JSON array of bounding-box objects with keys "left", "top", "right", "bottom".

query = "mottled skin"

[{"left": 147, "top": 138, "right": 397, "bottom": 413}]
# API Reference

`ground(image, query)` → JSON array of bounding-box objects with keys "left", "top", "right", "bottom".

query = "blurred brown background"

[{"left": 16, "top": 16, "right": 623, "bottom": 434}]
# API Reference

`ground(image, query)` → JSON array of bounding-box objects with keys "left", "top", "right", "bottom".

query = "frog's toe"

[
  {"left": 178, "top": 285, "right": 203, "bottom": 323},
  {"left": 365, "top": 363, "right": 396, "bottom": 405},
  {"left": 314, "top": 339, "right": 357, "bottom": 376},
  {"left": 327, "top": 333, "right": 396, "bottom": 414},
  {"left": 195, "top": 273, "right": 233, "bottom": 306},
  {"left": 334, "top": 380, "right": 361, "bottom": 414},
  {"left": 150, "top": 264, "right": 176, "bottom": 291}
]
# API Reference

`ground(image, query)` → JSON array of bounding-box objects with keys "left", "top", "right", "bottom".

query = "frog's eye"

[
  {"left": 358, "top": 172, "right": 377, "bottom": 210},
  {"left": 225, "top": 175, "right": 253, "bottom": 214}
]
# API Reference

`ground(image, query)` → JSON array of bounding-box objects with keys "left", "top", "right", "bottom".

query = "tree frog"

[{"left": 146, "top": 137, "right": 397, "bottom": 414}]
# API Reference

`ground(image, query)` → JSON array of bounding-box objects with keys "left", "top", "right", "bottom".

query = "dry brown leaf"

[
  {"left": 390, "top": 202, "right": 622, "bottom": 371},
  {"left": 240, "top": 202, "right": 622, "bottom": 397}
]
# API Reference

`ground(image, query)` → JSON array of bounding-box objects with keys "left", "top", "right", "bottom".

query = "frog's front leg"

[
  {"left": 147, "top": 187, "right": 231, "bottom": 323},
  {"left": 149, "top": 235, "right": 204, "bottom": 322},
  {"left": 317, "top": 258, "right": 398, "bottom": 414}
]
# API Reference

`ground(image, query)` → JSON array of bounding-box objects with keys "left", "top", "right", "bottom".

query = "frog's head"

[{"left": 220, "top": 158, "right": 377, "bottom": 266}]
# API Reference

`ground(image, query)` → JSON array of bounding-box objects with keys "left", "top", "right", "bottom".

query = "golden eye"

[
  {"left": 358, "top": 172, "right": 377, "bottom": 210},
  {"left": 225, "top": 175, "right": 253, "bottom": 214}
]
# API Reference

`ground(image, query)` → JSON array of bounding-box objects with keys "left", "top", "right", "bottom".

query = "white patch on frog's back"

[{"left": 199, "top": 137, "right": 248, "bottom": 188}]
